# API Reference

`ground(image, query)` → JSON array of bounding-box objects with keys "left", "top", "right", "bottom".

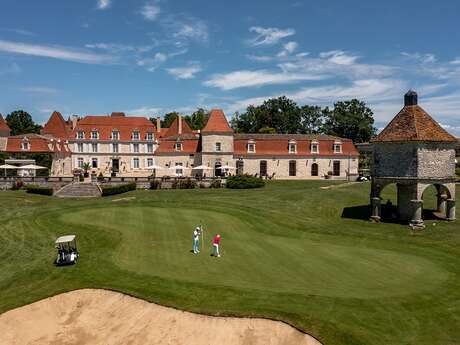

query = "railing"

[{"left": 0, "top": 176, "right": 75, "bottom": 183}]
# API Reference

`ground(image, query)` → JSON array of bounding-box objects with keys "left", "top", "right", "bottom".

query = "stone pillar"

[
  {"left": 437, "top": 193, "right": 448, "bottom": 214},
  {"left": 409, "top": 199, "right": 425, "bottom": 229},
  {"left": 370, "top": 197, "right": 381, "bottom": 222},
  {"left": 446, "top": 199, "right": 456, "bottom": 221}
]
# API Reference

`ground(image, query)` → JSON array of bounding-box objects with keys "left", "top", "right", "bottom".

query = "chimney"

[
  {"left": 156, "top": 117, "right": 161, "bottom": 132},
  {"left": 178, "top": 114, "right": 182, "bottom": 135},
  {"left": 404, "top": 90, "right": 418, "bottom": 106},
  {"left": 71, "top": 115, "right": 79, "bottom": 129}
]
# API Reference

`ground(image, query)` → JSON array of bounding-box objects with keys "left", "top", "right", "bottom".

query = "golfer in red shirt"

[{"left": 212, "top": 234, "right": 221, "bottom": 257}]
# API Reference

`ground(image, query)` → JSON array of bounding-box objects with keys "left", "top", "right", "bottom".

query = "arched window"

[
  {"left": 289, "top": 160, "right": 296, "bottom": 176},
  {"left": 311, "top": 163, "right": 318, "bottom": 176},
  {"left": 260, "top": 160, "right": 267, "bottom": 176}
]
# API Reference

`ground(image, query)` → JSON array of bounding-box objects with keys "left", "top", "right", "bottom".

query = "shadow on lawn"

[{"left": 341, "top": 204, "right": 445, "bottom": 223}]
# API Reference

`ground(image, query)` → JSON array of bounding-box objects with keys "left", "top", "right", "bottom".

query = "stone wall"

[
  {"left": 417, "top": 143, "right": 456, "bottom": 179},
  {"left": 201, "top": 133, "right": 234, "bottom": 153},
  {"left": 373, "top": 142, "right": 418, "bottom": 177}
]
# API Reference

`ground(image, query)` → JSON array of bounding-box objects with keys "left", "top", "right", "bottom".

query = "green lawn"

[{"left": 0, "top": 181, "right": 459, "bottom": 345}]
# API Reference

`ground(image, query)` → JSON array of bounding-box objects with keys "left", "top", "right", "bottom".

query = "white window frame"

[
  {"left": 112, "top": 143, "right": 119, "bottom": 153},
  {"left": 175, "top": 142, "right": 183, "bottom": 151},
  {"left": 132, "top": 131, "right": 140, "bottom": 140},
  {"left": 247, "top": 142, "right": 256, "bottom": 153},
  {"left": 215, "top": 142, "right": 222, "bottom": 152},
  {"left": 112, "top": 131, "right": 119, "bottom": 140},
  {"left": 147, "top": 158, "right": 153, "bottom": 168},
  {"left": 91, "top": 130, "right": 98, "bottom": 140},
  {"left": 77, "top": 131, "right": 84, "bottom": 139},
  {"left": 147, "top": 143, "right": 154, "bottom": 153},
  {"left": 146, "top": 132, "right": 153, "bottom": 141},
  {"left": 21, "top": 141, "right": 29, "bottom": 151},
  {"left": 133, "top": 143, "right": 140, "bottom": 153},
  {"left": 311, "top": 142, "right": 319, "bottom": 154},
  {"left": 175, "top": 162, "right": 183, "bottom": 176},
  {"left": 77, "top": 157, "right": 84, "bottom": 168},
  {"left": 77, "top": 143, "right": 84, "bottom": 153},
  {"left": 288, "top": 142, "right": 297, "bottom": 154},
  {"left": 92, "top": 143, "right": 98, "bottom": 153},
  {"left": 334, "top": 143, "right": 342, "bottom": 153},
  {"left": 133, "top": 158, "right": 140, "bottom": 169}
]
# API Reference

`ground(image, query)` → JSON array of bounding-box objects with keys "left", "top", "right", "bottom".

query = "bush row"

[
  {"left": 226, "top": 174, "right": 265, "bottom": 189},
  {"left": 101, "top": 182, "right": 136, "bottom": 196},
  {"left": 25, "top": 184, "right": 54, "bottom": 196}
]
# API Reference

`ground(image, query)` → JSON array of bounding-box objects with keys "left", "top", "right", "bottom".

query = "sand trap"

[{"left": 0, "top": 289, "right": 322, "bottom": 345}]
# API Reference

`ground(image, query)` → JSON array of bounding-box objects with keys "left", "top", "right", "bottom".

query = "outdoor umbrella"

[
  {"left": 146, "top": 164, "right": 164, "bottom": 178},
  {"left": 217, "top": 165, "right": 235, "bottom": 170},
  {"left": 191, "top": 165, "right": 213, "bottom": 170},
  {"left": 0, "top": 164, "right": 18, "bottom": 177},
  {"left": 20, "top": 164, "right": 48, "bottom": 170}
]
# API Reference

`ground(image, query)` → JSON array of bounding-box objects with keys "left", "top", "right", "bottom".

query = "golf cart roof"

[{"left": 55, "top": 235, "right": 76, "bottom": 244}]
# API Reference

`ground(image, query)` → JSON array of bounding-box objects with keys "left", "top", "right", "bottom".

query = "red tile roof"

[
  {"left": 42, "top": 111, "right": 70, "bottom": 139},
  {"left": 5, "top": 134, "right": 70, "bottom": 154},
  {"left": 0, "top": 114, "right": 11, "bottom": 135},
  {"left": 234, "top": 135, "right": 358, "bottom": 157},
  {"left": 164, "top": 116, "right": 193, "bottom": 138},
  {"left": 372, "top": 105, "right": 457, "bottom": 142},
  {"left": 202, "top": 109, "right": 233, "bottom": 133},
  {"left": 156, "top": 138, "right": 200, "bottom": 154},
  {"left": 70, "top": 113, "right": 155, "bottom": 141}
]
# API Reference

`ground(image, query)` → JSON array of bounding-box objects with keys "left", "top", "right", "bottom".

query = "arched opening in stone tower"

[
  {"left": 379, "top": 183, "right": 399, "bottom": 221},
  {"left": 421, "top": 184, "right": 453, "bottom": 220}
]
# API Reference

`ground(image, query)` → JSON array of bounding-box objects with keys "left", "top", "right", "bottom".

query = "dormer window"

[
  {"left": 311, "top": 141, "right": 319, "bottom": 154},
  {"left": 132, "top": 131, "right": 140, "bottom": 140},
  {"left": 175, "top": 142, "right": 183, "bottom": 151},
  {"left": 333, "top": 141, "right": 342, "bottom": 153},
  {"left": 215, "top": 142, "right": 222, "bottom": 152},
  {"left": 91, "top": 130, "right": 98, "bottom": 140},
  {"left": 112, "top": 130, "right": 119, "bottom": 140},
  {"left": 146, "top": 132, "right": 153, "bottom": 141},
  {"left": 77, "top": 131, "right": 84, "bottom": 139},
  {"left": 288, "top": 140, "right": 297, "bottom": 154},
  {"left": 247, "top": 140, "right": 256, "bottom": 153},
  {"left": 21, "top": 139, "right": 29, "bottom": 151}
]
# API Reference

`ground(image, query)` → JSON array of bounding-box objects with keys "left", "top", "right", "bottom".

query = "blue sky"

[{"left": 1, "top": 0, "right": 460, "bottom": 135}]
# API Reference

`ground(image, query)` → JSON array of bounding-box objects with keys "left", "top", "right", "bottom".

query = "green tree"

[
  {"left": 188, "top": 108, "right": 209, "bottom": 130},
  {"left": 323, "top": 100, "right": 376, "bottom": 143},
  {"left": 299, "top": 105, "right": 324, "bottom": 134},
  {"left": 258, "top": 127, "right": 277, "bottom": 134},
  {"left": 161, "top": 112, "right": 180, "bottom": 128},
  {"left": 6, "top": 110, "right": 42, "bottom": 135}
]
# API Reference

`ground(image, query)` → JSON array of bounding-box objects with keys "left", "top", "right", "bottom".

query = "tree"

[
  {"left": 188, "top": 108, "right": 209, "bottom": 130},
  {"left": 6, "top": 110, "right": 42, "bottom": 135},
  {"left": 231, "top": 96, "right": 302, "bottom": 134},
  {"left": 299, "top": 105, "right": 324, "bottom": 134},
  {"left": 322, "top": 99, "right": 376, "bottom": 143},
  {"left": 160, "top": 112, "right": 180, "bottom": 128}
]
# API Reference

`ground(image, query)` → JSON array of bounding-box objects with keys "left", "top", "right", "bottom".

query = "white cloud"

[
  {"left": 248, "top": 26, "right": 295, "bottom": 46},
  {"left": 245, "top": 54, "right": 274, "bottom": 62},
  {"left": 320, "top": 50, "right": 359, "bottom": 65},
  {"left": 19, "top": 86, "right": 58, "bottom": 94},
  {"left": 137, "top": 52, "right": 167, "bottom": 72},
  {"left": 173, "top": 22, "right": 208, "bottom": 43},
  {"left": 140, "top": 2, "right": 160, "bottom": 21},
  {"left": 126, "top": 106, "right": 162, "bottom": 115},
  {"left": 97, "top": 0, "right": 111, "bottom": 10},
  {"left": 0, "top": 28, "right": 35, "bottom": 36},
  {"left": 277, "top": 41, "right": 298, "bottom": 58},
  {"left": 0, "top": 40, "right": 115, "bottom": 64},
  {"left": 401, "top": 52, "right": 437, "bottom": 64},
  {"left": 204, "top": 69, "right": 326, "bottom": 90},
  {"left": 85, "top": 43, "right": 154, "bottom": 54},
  {"left": 166, "top": 64, "right": 202, "bottom": 79}
]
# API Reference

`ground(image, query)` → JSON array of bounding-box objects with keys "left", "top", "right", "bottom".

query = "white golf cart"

[{"left": 55, "top": 235, "right": 79, "bottom": 265}]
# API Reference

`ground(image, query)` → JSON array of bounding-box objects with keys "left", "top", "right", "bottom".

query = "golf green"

[{"left": 0, "top": 181, "right": 459, "bottom": 345}]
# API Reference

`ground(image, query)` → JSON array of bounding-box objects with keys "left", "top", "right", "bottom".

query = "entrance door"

[
  {"left": 214, "top": 162, "right": 222, "bottom": 177},
  {"left": 260, "top": 160, "right": 267, "bottom": 177},
  {"left": 112, "top": 159, "right": 120, "bottom": 173}
]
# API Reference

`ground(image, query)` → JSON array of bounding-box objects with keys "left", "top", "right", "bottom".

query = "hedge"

[
  {"left": 226, "top": 174, "right": 265, "bottom": 189},
  {"left": 101, "top": 182, "right": 136, "bottom": 196},
  {"left": 25, "top": 184, "right": 53, "bottom": 196}
]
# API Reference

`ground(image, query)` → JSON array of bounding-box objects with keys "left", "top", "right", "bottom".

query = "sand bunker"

[{"left": 0, "top": 289, "right": 322, "bottom": 345}]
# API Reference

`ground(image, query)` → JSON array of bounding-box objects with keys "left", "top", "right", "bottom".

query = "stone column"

[
  {"left": 437, "top": 193, "right": 448, "bottom": 214},
  {"left": 409, "top": 199, "right": 425, "bottom": 229},
  {"left": 446, "top": 199, "right": 456, "bottom": 222},
  {"left": 370, "top": 197, "right": 381, "bottom": 222}
]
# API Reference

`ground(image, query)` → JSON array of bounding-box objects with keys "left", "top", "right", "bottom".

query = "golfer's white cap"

[{"left": 196, "top": 226, "right": 201, "bottom": 230}]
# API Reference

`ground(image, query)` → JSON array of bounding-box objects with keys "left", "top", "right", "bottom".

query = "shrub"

[
  {"left": 171, "top": 178, "right": 196, "bottom": 189},
  {"left": 210, "top": 179, "right": 222, "bottom": 189},
  {"left": 11, "top": 180, "right": 24, "bottom": 190},
  {"left": 97, "top": 172, "right": 105, "bottom": 182},
  {"left": 199, "top": 182, "right": 206, "bottom": 189},
  {"left": 150, "top": 179, "right": 161, "bottom": 190},
  {"left": 101, "top": 182, "right": 136, "bottom": 196},
  {"left": 79, "top": 174, "right": 84, "bottom": 182},
  {"left": 226, "top": 174, "right": 265, "bottom": 189},
  {"left": 25, "top": 184, "right": 53, "bottom": 196}
]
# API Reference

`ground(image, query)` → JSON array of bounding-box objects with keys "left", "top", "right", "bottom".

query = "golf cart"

[{"left": 55, "top": 235, "right": 79, "bottom": 265}]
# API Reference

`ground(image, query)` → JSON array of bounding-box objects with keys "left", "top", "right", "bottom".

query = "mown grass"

[{"left": 0, "top": 181, "right": 459, "bottom": 345}]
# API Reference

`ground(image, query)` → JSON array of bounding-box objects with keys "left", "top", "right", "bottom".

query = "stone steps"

[{"left": 55, "top": 183, "right": 101, "bottom": 198}]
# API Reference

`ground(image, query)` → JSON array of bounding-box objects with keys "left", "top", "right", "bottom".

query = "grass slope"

[{"left": 0, "top": 181, "right": 459, "bottom": 345}]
